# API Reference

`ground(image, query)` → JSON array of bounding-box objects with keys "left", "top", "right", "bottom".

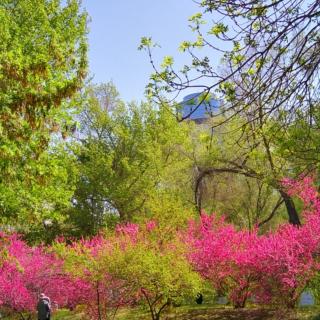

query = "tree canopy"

[
  {"left": 66, "top": 83, "right": 194, "bottom": 236},
  {"left": 141, "top": 0, "right": 320, "bottom": 123},
  {"left": 0, "top": 0, "right": 88, "bottom": 232}
]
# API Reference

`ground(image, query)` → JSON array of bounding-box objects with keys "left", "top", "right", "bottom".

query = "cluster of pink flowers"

[
  {"left": 0, "top": 234, "right": 89, "bottom": 317},
  {"left": 186, "top": 178, "right": 320, "bottom": 308}
]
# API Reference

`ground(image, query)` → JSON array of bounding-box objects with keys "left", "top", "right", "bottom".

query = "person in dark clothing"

[
  {"left": 196, "top": 293, "right": 203, "bottom": 304},
  {"left": 37, "top": 293, "right": 51, "bottom": 320}
]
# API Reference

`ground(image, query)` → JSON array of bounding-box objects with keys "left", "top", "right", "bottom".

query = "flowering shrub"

[
  {"left": 186, "top": 214, "right": 261, "bottom": 308},
  {"left": 185, "top": 177, "right": 320, "bottom": 308},
  {"left": 57, "top": 220, "right": 201, "bottom": 320},
  {"left": 54, "top": 235, "right": 127, "bottom": 319},
  {"left": 0, "top": 234, "right": 88, "bottom": 319}
]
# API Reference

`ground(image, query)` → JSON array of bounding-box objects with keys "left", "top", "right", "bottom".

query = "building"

[{"left": 181, "top": 92, "right": 220, "bottom": 123}]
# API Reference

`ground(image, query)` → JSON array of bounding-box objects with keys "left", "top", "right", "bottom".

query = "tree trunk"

[
  {"left": 141, "top": 289, "right": 156, "bottom": 320},
  {"left": 155, "top": 300, "right": 169, "bottom": 320},
  {"left": 233, "top": 296, "right": 247, "bottom": 309},
  {"left": 279, "top": 190, "right": 301, "bottom": 226},
  {"left": 19, "top": 313, "right": 26, "bottom": 320}
]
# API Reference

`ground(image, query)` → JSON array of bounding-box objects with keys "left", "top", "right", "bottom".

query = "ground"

[{"left": 49, "top": 305, "right": 320, "bottom": 320}]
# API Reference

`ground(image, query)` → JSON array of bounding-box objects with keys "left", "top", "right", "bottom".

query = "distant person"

[
  {"left": 37, "top": 293, "right": 51, "bottom": 320},
  {"left": 196, "top": 293, "right": 203, "bottom": 304}
]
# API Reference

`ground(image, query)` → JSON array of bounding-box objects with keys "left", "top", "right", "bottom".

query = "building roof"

[{"left": 181, "top": 93, "right": 219, "bottom": 122}]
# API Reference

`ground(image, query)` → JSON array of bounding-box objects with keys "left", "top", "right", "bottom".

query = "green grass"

[
  {"left": 4, "top": 305, "right": 320, "bottom": 320},
  {"left": 114, "top": 305, "right": 320, "bottom": 320},
  {"left": 51, "top": 305, "right": 320, "bottom": 320},
  {"left": 51, "top": 309, "right": 83, "bottom": 320}
]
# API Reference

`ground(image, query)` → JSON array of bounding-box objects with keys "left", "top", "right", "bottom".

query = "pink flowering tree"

[
  {"left": 186, "top": 214, "right": 262, "bottom": 308},
  {"left": 55, "top": 234, "right": 137, "bottom": 320},
  {"left": 186, "top": 177, "right": 320, "bottom": 308},
  {"left": 258, "top": 176, "right": 320, "bottom": 307},
  {"left": 0, "top": 233, "right": 87, "bottom": 319},
  {"left": 255, "top": 224, "right": 319, "bottom": 308}
]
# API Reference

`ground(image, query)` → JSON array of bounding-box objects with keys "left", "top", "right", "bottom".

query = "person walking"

[{"left": 37, "top": 293, "right": 51, "bottom": 320}]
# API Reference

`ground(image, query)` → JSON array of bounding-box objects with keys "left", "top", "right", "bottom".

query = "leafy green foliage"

[
  {"left": 0, "top": 0, "right": 88, "bottom": 233},
  {"left": 190, "top": 114, "right": 293, "bottom": 228},
  {"left": 0, "top": 141, "right": 79, "bottom": 242},
  {"left": 67, "top": 83, "right": 193, "bottom": 236},
  {"left": 140, "top": 0, "right": 320, "bottom": 228},
  {"left": 106, "top": 240, "right": 202, "bottom": 319},
  {"left": 0, "top": 0, "right": 87, "bottom": 147}
]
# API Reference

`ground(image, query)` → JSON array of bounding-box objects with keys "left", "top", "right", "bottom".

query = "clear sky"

[{"left": 82, "top": 1, "right": 201, "bottom": 102}]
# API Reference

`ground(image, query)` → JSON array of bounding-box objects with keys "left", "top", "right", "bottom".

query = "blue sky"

[{"left": 82, "top": 1, "right": 201, "bottom": 102}]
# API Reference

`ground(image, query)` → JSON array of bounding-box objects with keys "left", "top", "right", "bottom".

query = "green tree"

[
  {"left": 140, "top": 0, "right": 320, "bottom": 226},
  {"left": 0, "top": 140, "right": 79, "bottom": 242},
  {"left": 275, "top": 106, "right": 320, "bottom": 177},
  {"left": 190, "top": 114, "right": 297, "bottom": 227},
  {"left": 68, "top": 83, "right": 193, "bottom": 236},
  {"left": 105, "top": 240, "right": 202, "bottom": 320},
  {"left": 0, "top": 0, "right": 87, "bottom": 151},
  {"left": 0, "top": 0, "right": 88, "bottom": 232}
]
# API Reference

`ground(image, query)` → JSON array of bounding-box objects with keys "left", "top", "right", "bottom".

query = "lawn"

[{"left": 48, "top": 305, "right": 320, "bottom": 320}]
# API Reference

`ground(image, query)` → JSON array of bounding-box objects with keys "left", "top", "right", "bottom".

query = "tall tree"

[
  {"left": 68, "top": 83, "right": 193, "bottom": 236},
  {"left": 0, "top": 0, "right": 88, "bottom": 230},
  {"left": 140, "top": 0, "right": 320, "bottom": 224}
]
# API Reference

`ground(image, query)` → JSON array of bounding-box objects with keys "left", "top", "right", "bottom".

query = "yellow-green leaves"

[
  {"left": 138, "top": 36, "right": 153, "bottom": 50},
  {"left": 188, "top": 12, "right": 205, "bottom": 24},
  {"left": 69, "top": 83, "right": 193, "bottom": 235},
  {"left": 251, "top": 6, "right": 267, "bottom": 17},
  {"left": 208, "top": 23, "right": 228, "bottom": 36},
  {"left": 161, "top": 56, "right": 174, "bottom": 69},
  {"left": 219, "top": 81, "right": 236, "bottom": 102},
  {"left": 179, "top": 41, "right": 191, "bottom": 52},
  {"left": 0, "top": 0, "right": 88, "bottom": 139},
  {"left": 188, "top": 13, "right": 206, "bottom": 31}
]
